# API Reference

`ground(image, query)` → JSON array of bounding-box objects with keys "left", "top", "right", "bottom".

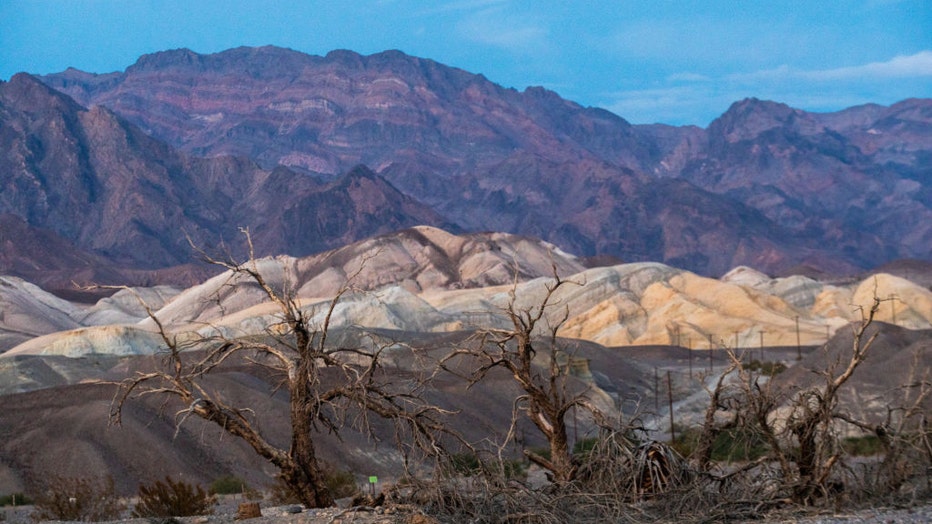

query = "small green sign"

[{"left": 368, "top": 476, "right": 378, "bottom": 484}]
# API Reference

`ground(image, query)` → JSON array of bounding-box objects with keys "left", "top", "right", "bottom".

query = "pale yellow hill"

[
  {"left": 3, "top": 324, "right": 164, "bottom": 358},
  {"left": 559, "top": 264, "right": 842, "bottom": 348}
]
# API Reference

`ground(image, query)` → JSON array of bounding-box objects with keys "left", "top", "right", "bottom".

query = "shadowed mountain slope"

[{"left": 0, "top": 73, "right": 452, "bottom": 281}]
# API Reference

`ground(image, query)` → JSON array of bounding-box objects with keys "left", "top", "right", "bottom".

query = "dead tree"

[
  {"left": 693, "top": 359, "right": 741, "bottom": 472},
  {"left": 782, "top": 297, "right": 883, "bottom": 502},
  {"left": 708, "top": 295, "right": 887, "bottom": 504},
  {"left": 109, "top": 231, "right": 452, "bottom": 508},
  {"left": 442, "top": 270, "right": 603, "bottom": 483},
  {"left": 839, "top": 347, "right": 932, "bottom": 495}
]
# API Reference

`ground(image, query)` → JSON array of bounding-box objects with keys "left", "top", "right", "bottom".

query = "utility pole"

[
  {"left": 708, "top": 334, "right": 714, "bottom": 372},
  {"left": 795, "top": 315, "right": 801, "bottom": 360},
  {"left": 654, "top": 366, "right": 659, "bottom": 411},
  {"left": 759, "top": 330, "right": 765, "bottom": 362},
  {"left": 667, "top": 370, "right": 676, "bottom": 442},
  {"left": 687, "top": 335, "right": 693, "bottom": 379}
]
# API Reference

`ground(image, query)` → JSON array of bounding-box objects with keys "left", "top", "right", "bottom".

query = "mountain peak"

[
  {"left": 1, "top": 72, "right": 85, "bottom": 113},
  {"left": 324, "top": 48, "right": 365, "bottom": 66},
  {"left": 719, "top": 97, "right": 798, "bottom": 123},
  {"left": 344, "top": 164, "right": 379, "bottom": 179},
  {"left": 708, "top": 97, "right": 806, "bottom": 142},
  {"left": 127, "top": 48, "right": 204, "bottom": 72}
]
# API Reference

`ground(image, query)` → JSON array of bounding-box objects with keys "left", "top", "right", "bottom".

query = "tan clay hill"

[{"left": 2, "top": 227, "right": 930, "bottom": 363}]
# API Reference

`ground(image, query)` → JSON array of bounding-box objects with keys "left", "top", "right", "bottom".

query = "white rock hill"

[{"left": 2, "top": 228, "right": 931, "bottom": 358}]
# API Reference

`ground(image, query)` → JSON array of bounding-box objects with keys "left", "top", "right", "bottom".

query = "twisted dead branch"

[{"left": 108, "top": 229, "right": 456, "bottom": 508}]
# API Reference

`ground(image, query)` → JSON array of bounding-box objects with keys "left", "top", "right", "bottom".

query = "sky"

[{"left": 0, "top": 0, "right": 930, "bottom": 126}]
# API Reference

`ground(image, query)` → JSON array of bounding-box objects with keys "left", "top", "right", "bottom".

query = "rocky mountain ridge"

[
  {"left": 20, "top": 46, "right": 928, "bottom": 277},
  {"left": 0, "top": 72, "right": 451, "bottom": 288}
]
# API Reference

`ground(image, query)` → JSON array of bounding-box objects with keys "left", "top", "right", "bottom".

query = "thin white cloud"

[
  {"left": 804, "top": 51, "right": 932, "bottom": 79},
  {"left": 455, "top": 7, "right": 549, "bottom": 55},
  {"left": 667, "top": 72, "right": 712, "bottom": 83},
  {"left": 413, "top": 0, "right": 509, "bottom": 16},
  {"left": 600, "top": 51, "right": 932, "bottom": 124},
  {"left": 603, "top": 85, "right": 733, "bottom": 125},
  {"left": 729, "top": 51, "right": 932, "bottom": 83},
  {"left": 606, "top": 16, "right": 807, "bottom": 69}
]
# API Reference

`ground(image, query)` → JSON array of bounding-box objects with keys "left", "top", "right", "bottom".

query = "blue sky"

[{"left": 1, "top": 0, "right": 929, "bottom": 126}]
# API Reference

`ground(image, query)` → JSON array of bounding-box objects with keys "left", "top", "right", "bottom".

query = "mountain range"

[{"left": 0, "top": 46, "right": 927, "bottom": 288}]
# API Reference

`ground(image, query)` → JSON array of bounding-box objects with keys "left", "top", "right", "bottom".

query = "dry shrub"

[
  {"left": 131, "top": 477, "right": 215, "bottom": 517},
  {"left": 404, "top": 432, "right": 652, "bottom": 523},
  {"left": 323, "top": 464, "right": 360, "bottom": 499},
  {"left": 268, "top": 477, "right": 302, "bottom": 505},
  {"left": 31, "top": 475, "right": 124, "bottom": 522},
  {"left": 269, "top": 463, "right": 359, "bottom": 505}
]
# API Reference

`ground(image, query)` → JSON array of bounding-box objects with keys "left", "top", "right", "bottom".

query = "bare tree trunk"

[
  {"left": 285, "top": 397, "right": 333, "bottom": 508},
  {"left": 285, "top": 352, "right": 333, "bottom": 508},
  {"left": 792, "top": 416, "right": 820, "bottom": 503},
  {"left": 444, "top": 270, "right": 598, "bottom": 484},
  {"left": 547, "top": 421, "right": 575, "bottom": 483},
  {"left": 524, "top": 401, "right": 576, "bottom": 483}
]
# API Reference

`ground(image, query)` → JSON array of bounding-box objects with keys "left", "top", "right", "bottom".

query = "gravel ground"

[
  {"left": 754, "top": 505, "right": 932, "bottom": 524},
  {"left": 0, "top": 497, "right": 435, "bottom": 524},
  {"left": 4, "top": 498, "right": 932, "bottom": 524}
]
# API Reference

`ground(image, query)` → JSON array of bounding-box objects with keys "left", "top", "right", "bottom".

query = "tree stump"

[{"left": 236, "top": 502, "right": 262, "bottom": 520}]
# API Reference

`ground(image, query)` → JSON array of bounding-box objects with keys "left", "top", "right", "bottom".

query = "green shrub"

[
  {"left": 843, "top": 435, "right": 884, "bottom": 456},
  {"left": 670, "top": 425, "right": 700, "bottom": 457},
  {"left": 713, "top": 427, "right": 769, "bottom": 461},
  {"left": 449, "top": 452, "right": 481, "bottom": 475},
  {"left": 501, "top": 459, "right": 527, "bottom": 479},
  {"left": 573, "top": 437, "right": 599, "bottom": 458},
  {"left": 672, "top": 426, "right": 769, "bottom": 462},
  {"left": 209, "top": 475, "right": 247, "bottom": 495},
  {"left": 747, "top": 360, "right": 787, "bottom": 376},
  {"left": 132, "top": 477, "right": 215, "bottom": 517},
  {"left": 447, "top": 451, "right": 526, "bottom": 480},
  {"left": 0, "top": 493, "right": 32, "bottom": 506},
  {"left": 527, "top": 446, "right": 552, "bottom": 462},
  {"left": 31, "top": 476, "right": 124, "bottom": 522}
]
